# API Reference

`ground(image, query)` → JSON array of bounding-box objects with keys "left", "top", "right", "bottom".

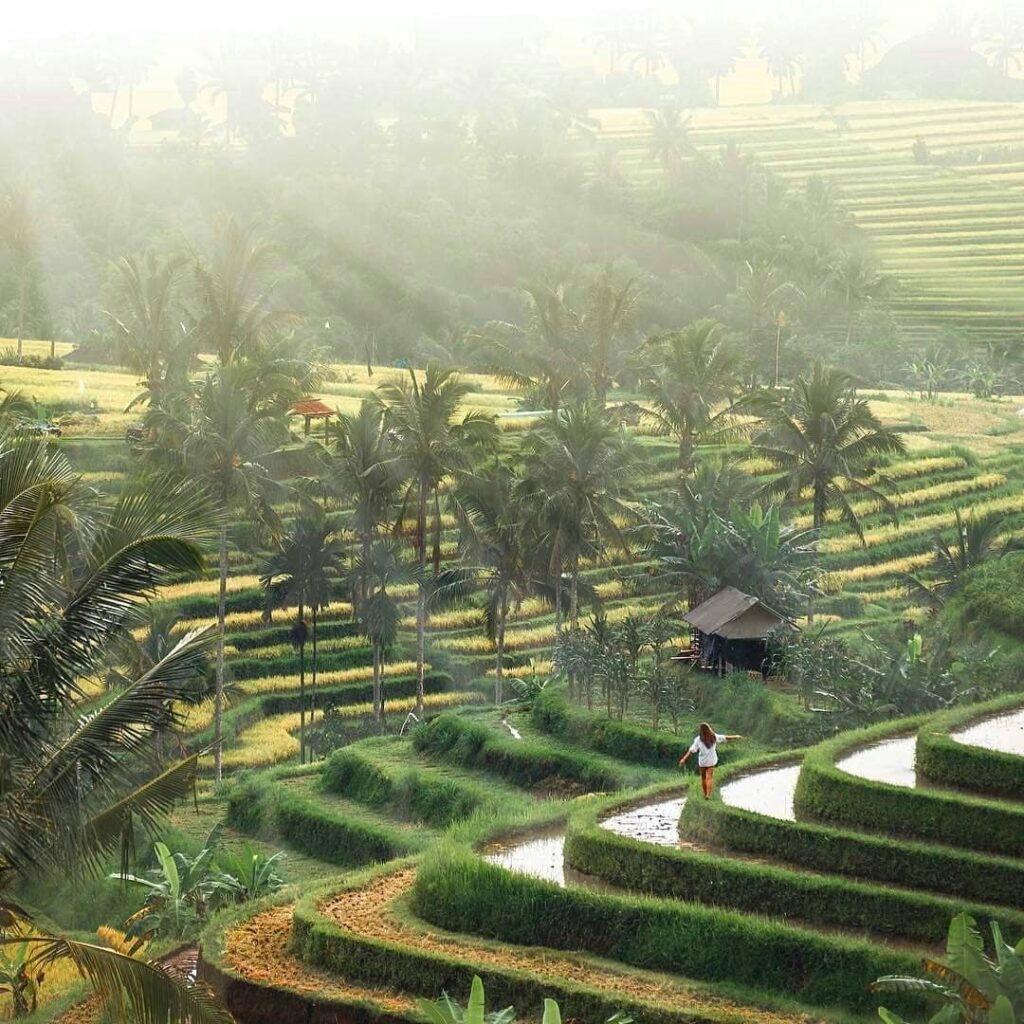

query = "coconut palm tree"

[
  {"left": 193, "top": 217, "right": 299, "bottom": 366},
  {"left": 906, "top": 507, "right": 1023, "bottom": 609},
  {"left": 353, "top": 539, "right": 418, "bottom": 722},
  {"left": 146, "top": 361, "right": 298, "bottom": 782},
  {"left": 638, "top": 319, "right": 747, "bottom": 473},
  {"left": 0, "top": 430, "right": 230, "bottom": 1024},
  {"left": 828, "top": 249, "right": 892, "bottom": 346},
  {"left": 109, "top": 251, "right": 193, "bottom": 412},
  {"left": 451, "top": 464, "right": 531, "bottom": 704},
  {"left": 643, "top": 104, "right": 696, "bottom": 177},
  {"left": 374, "top": 366, "right": 499, "bottom": 712},
  {"left": 0, "top": 184, "right": 37, "bottom": 359},
  {"left": 519, "top": 402, "right": 640, "bottom": 632},
  {"left": 261, "top": 507, "right": 345, "bottom": 762},
  {"left": 483, "top": 282, "right": 584, "bottom": 415},
  {"left": 331, "top": 402, "right": 401, "bottom": 620},
  {"left": 580, "top": 268, "right": 640, "bottom": 407},
  {"left": 753, "top": 362, "right": 905, "bottom": 538},
  {"left": 983, "top": 7, "right": 1024, "bottom": 76}
]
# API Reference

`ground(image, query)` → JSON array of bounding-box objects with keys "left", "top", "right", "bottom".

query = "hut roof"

[
  {"left": 291, "top": 399, "right": 334, "bottom": 418},
  {"left": 683, "top": 586, "right": 795, "bottom": 640}
]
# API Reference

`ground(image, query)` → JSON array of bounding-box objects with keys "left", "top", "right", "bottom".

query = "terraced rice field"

[{"left": 596, "top": 100, "right": 1024, "bottom": 345}]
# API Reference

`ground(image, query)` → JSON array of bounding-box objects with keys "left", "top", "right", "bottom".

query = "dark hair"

[{"left": 699, "top": 722, "right": 717, "bottom": 747}]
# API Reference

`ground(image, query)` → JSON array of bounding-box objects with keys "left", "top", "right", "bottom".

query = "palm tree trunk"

[
  {"left": 495, "top": 593, "right": 507, "bottom": 706},
  {"left": 298, "top": 600, "right": 306, "bottom": 765},
  {"left": 311, "top": 605, "right": 318, "bottom": 728},
  {"left": 569, "top": 551, "right": 580, "bottom": 630},
  {"left": 373, "top": 641, "right": 382, "bottom": 722},
  {"left": 16, "top": 272, "right": 26, "bottom": 359},
  {"left": 553, "top": 545, "right": 563, "bottom": 635},
  {"left": 415, "top": 478, "right": 427, "bottom": 714},
  {"left": 214, "top": 526, "right": 228, "bottom": 784}
]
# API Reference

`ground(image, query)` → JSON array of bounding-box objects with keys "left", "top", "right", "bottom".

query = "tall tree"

[
  {"left": 452, "top": 463, "right": 531, "bottom": 704},
  {"left": 261, "top": 507, "right": 344, "bottom": 762},
  {"left": 108, "top": 251, "right": 192, "bottom": 412},
  {"left": 484, "top": 282, "right": 583, "bottom": 414},
  {"left": 146, "top": 361, "right": 297, "bottom": 782},
  {"left": 643, "top": 104, "right": 696, "bottom": 178},
  {"left": 0, "top": 184, "right": 37, "bottom": 359},
  {"left": 520, "top": 402, "right": 639, "bottom": 632},
  {"left": 193, "top": 217, "right": 298, "bottom": 366},
  {"left": 0, "top": 431, "right": 230, "bottom": 1024},
  {"left": 374, "top": 366, "right": 499, "bottom": 712},
  {"left": 753, "top": 362, "right": 905, "bottom": 537},
  {"left": 332, "top": 402, "right": 401, "bottom": 621},
  {"left": 638, "top": 319, "right": 746, "bottom": 472},
  {"left": 580, "top": 268, "right": 640, "bottom": 406},
  {"left": 353, "top": 539, "right": 417, "bottom": 722}
]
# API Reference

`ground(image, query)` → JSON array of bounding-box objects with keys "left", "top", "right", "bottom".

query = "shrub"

[
  {"left": 564, "top": 792, "right": 1024, "bottom": 945},
  {"left": 795, "top": 718, "right": 1024, "bottom": 859},
  {"left": 410, "top": 847, "right": 923, "bottom": 1014},
  {"left": 412, "top": 713, "right": 622, "bottom": 792}
]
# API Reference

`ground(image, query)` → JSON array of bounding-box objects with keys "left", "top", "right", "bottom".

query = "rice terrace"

[{"left": 3, "top": 4, "right": 1024, "bottom": 1024}]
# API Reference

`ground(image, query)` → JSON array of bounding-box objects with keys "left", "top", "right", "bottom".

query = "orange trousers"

[{"left": 699, "top": 765, "right": 715, "bottom": 798}]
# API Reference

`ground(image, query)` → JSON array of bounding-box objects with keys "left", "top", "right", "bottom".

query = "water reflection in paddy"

[
  {"left": 953, "top": 709, "right": 1024, "bottom": 758},
  {"left": 835, "top": 736, "right": 917, "bottom": 788},
  {"left": 719, "top": 763, "right": 801, "bottom": 820}
]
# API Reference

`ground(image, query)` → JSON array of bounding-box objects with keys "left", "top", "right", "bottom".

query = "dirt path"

[
  {"left": 316, "top": 869, "right": 828, "bottom": 1024},
  {"left": 224, "top": 903, "right": 415, "bottom": 1014}
]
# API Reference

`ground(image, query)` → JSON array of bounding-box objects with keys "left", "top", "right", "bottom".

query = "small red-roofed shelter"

[{"left": 291, "top": 398, "right": 335, "bottom": 438}]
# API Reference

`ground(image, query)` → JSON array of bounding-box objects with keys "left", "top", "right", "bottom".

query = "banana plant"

[
  {"left": 0, "top": 940, "right": 39, "bottom": 1018},
  {"left": 416, "top": 975, "right": 632, "bottom": 1024},
  {"left": 873, "top": 912, "right": 1024, "bottom": 1024},
  {"left": 112, "top": 826, "right": 226, "bottom": 945}
]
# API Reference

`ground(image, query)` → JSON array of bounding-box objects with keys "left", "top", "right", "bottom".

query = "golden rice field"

[
  {"left": 225, "top": 633, "right": 367, "bottom": 660},
  {"left": 826, "top": 552, "right": 936, "bottom": 587},
  {"left": 791, "top": 472, "right": 1006, "bottom": 529},
  {"left": 219, "top": 691, "right": 484, "bottom": 769},
  {"left": 170, "top": 603, "right": 354, "bottom": 636},
  {"left": 433, "top": 600, "right": 669, "bottom": 654},
  {"left": 235, "top": 660, "right": 423, "bottom": 696},
  {"left": 820, "top": 491, "right": 1024, "bottom": 554}
]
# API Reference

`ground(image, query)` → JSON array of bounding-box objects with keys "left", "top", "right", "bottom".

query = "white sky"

[{"left": 3, "top": 0, "right": 991, "bottom": 41}]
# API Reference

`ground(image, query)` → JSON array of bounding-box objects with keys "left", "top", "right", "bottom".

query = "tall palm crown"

[
  {"left": 639, "top": 319, "right": 746, "bottom": 472},
  {"left": 262, "top": 508, "right": 344, "bottom": 762},
  {"left": 332, "top": 402, "right": 401, "bottom": 616},
  {"left": 193, "top": 217, "right": 299, "bottom": 366},
  {"left": 452, "top": 464, "right": 532, "bottom": 704},
  {"left": 109, "top": 251, "right": 192, "bottom": 410},
  {"left": 147, "top": 360, "right": 298, "bottom": 782},
  {"left": 754, "top": 362, "right": 905, "bottom": 536},
  {"left": 485, "top": 282, "right": 584, "bottom": 414},
  {"left": 519, "top": 402, "right": 639, "bottom": 630},
  {"left": 0, "top": 183, "right": 39, "bottom": 358},
  {"left": 0, "top": 432, "right": 230, "bottom": 1024},
  {"left": 374, "top": 366, "right": 498, "bottom": 711},
  {"left": 353, "top": 538, "right": 420, "bottom": 721}
]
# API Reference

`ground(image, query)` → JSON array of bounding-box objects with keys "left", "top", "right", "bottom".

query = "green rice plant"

[
  {"left": 795, "top": 717, "right": 1024, "bottom": 859},
  {"left": 916, "top": 693, "right": 1024, "bottom": 799},
  {"left": 564, "top": 789, "right": 1024, "bottom": 946},
  {"left": 412, "top": 713, "right": 622, "bottom": 792},
  {"left": 410, "top": 845, "right": 922, "bottom": 1014}
]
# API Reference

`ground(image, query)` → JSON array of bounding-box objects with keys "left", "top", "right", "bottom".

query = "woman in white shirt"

[{"left": 678, "top": 722, "right": 743, "bottom": 799}]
